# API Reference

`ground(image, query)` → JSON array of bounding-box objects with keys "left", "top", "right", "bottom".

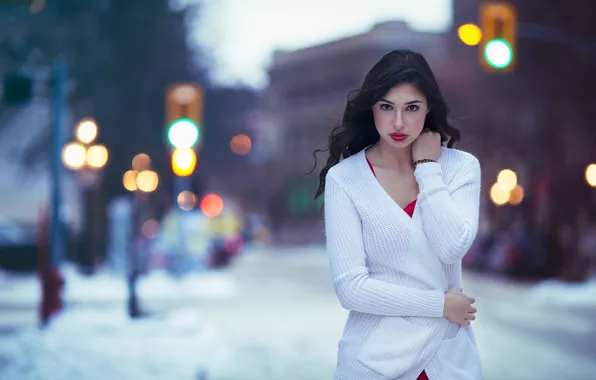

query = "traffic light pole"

[
  {"left": 51, "top": 58, "right": 66, "bottom": 267},
  {"left": 174, "top": 175, "right": 191, "bottom": 259}
]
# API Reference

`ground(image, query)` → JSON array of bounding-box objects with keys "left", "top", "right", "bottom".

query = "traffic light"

[
  {"left": 166, "top": 83, "right": 203, "bottom": 149},
  {"left": 171, "top": 148, "right": 197, "bottom": 177},
  {"left": 479, "top": 2, "right": 517, "bottom": 72}
]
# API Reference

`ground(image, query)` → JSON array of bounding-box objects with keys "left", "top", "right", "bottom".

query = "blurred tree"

[
  {"left": 0, "top": 0, "right": 212, "bottom": 268},
  {"left": 0, "top": 0, "right": 209, "bottom": 201}
]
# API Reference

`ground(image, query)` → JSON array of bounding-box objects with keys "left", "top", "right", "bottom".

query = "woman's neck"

[{"left": 371, "top": 140, "right": 413, "bottom": 171}]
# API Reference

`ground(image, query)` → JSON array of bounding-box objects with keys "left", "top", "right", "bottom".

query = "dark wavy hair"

[{"left": 312, "top": 49, "right": 460, "bottom": 200}]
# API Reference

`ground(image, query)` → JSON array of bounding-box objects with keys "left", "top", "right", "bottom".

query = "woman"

[{"left": 313, "top": 50, "right": 483, "bottom": 379}]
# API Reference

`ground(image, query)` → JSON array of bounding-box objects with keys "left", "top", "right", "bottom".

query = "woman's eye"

[
  {"left": 406, "top": 104, "right": 420, "bottom": 112},
  {"left": 380, "top": 104, "right": 392, "bottom": 111}
]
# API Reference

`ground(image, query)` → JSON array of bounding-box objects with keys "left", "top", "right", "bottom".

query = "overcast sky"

[{"left": 192, "top": 0, "right": 453, "bottom": 88}]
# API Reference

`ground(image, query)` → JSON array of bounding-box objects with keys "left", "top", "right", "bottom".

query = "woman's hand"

[
  {"left": 412, "top": 129, "right": 441, "bottom": 163},
  {"left": 443, "top": 287, "right": 477, "bottom": 326}
]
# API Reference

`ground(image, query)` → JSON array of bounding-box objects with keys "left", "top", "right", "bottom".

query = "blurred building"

[
  {"left": 0, "top": 92, "right": 83, "bottom": 269},
  {"left": 261, "top": 21, "right": 464, "bottom": 224}
]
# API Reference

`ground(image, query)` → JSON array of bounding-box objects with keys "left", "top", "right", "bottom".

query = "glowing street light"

[
  {"left": 497, "top": 169, "right": 517, "bottom": 191},
  {"left": 490, "top": 182, "right": 510, "bottom": 206},
  {"left": 76, "top": 118, "right": 98, "bottom": 144},
  {"left": 136, "top": 170, "right": 159, "bottom": 193},
  {"left": 508, "top": 184, "right": 524, "bottom": 206},
  {"left": 132, "top": 153, "right": 151, "bottom": 171},
  {"left": 123, "top": 170, "right": 138, "bottom": 191},
  {"left": 86, "top": 144, "right": 109, "bottom": 169},
  {"left": 62, "top": 142, "right": 87, "bottom": 170},
  {"left": 586, "top": 163, "right": 596, "bottom": 187}
]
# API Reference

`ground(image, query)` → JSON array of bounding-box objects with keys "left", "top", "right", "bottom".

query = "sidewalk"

[
  {"left": 0, "top": 307, "right": 217, "bottom": 380},
  {"left": 526, "top": 277, "right": 596, "bottom": 309},
  {"left": 0, "top": 263, "right": 238, "bottom": 341},
  {"left": 0, "top": 264, "right": 237, "bottom": 308},
  {"left": 0, "top": 266, "right": 237, "bottom": 379},
  {"left": 464, "top": 270, "right": 596, "bottom": 309}
]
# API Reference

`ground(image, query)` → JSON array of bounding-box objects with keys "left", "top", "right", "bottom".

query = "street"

[{"left": 1, "top": 246, "right": 596, "bottom": 380}]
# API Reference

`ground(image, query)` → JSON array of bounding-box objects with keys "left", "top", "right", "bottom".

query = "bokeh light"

[
  {"left": 490, "top": 182, "right": 510, "bottom": 206},
  {"left": 497, "top": 169, "right": 518, "bottom": 191},
  {"left": 200, "top": 193, "right": 224, "bottom": 218},
  {"left": 76, "top": 118, "right": 98, "bottom": 144},
  {"left": 122, "top": 170, "right": 138, "bottom": 191},
  {"left": 508, "top": 184, "right": 525, "bottom": 206},
  {"left": 136, "top": 170, "right": 159, "bottom": 193},
  {"left": 86, "top": 144, "right": 109, "bottom": 168},
  {"left": 132, "top": 153, "right": 151, "bottom": 171},
  {"left": 171, "top": 148, "right": 197, "bottom": 176},
  {"left": 230, "top": 134, "right": 252, "bottom": 156},
  {"left": 142, "top": 218, "right": 160, "bottom": 238},
  {"left": 585, "top": 163, "right": 596, "bottom": 187},
  {"left": 458, "top": 23, "right": 482, "bottom": 46},
  {"left": 62, "top": 142, "right": 87, "bottom": 170},
  {"left": 177, "top": 190, "right": 197, "bottom": 211}
]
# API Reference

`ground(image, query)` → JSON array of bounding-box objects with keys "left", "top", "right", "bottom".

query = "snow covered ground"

[
  {"left": 2, "top": 248, "right": 595, "bottom": 380},
  {"left": 0, "top": 264, "right": 237, "bottom": 308}
]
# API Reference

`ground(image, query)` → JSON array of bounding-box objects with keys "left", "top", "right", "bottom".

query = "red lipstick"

[{"left": 390, "top": 133, "right": 408, "bottom": 142}]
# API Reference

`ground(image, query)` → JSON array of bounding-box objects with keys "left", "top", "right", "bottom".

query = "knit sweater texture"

[{"left": 324, "top": 147, "right": 484, "bottom": 380}]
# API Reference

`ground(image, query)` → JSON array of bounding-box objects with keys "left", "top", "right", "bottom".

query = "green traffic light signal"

[
  {"left": 167, "top": 118, "right": 200, "bottom": 149},
  {"left": 484, "top": 38, "right": 513, "bottom": 69}
]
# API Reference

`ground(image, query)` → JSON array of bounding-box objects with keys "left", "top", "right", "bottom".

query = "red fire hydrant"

[{"left": 38, "top": 207, "right": 64, "bottom": 326}]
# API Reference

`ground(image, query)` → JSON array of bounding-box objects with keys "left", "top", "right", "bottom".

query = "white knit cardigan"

[{"left": 324, "top": 147, "right": 484, "bottom": 380}]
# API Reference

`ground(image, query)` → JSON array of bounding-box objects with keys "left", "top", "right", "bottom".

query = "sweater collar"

[{"left": 358, "top": 149, "right": 421, "bottom": 224}]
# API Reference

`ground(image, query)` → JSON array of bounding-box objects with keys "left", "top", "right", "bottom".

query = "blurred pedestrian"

[{"left": 313, "top": 50, "right": 483, "bottom": 379}]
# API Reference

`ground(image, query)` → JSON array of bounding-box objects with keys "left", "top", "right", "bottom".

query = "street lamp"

[
  {"left": 122, "top": 154, "right": 159, "bottom": 194},
  {"left": 491, "top": 169, "right": 523, "bottom": 206},
  {"left": 76, "top": 118, "right": 98, "bottom": 145},
  {"left": 61, "top": 142, "right": 87, "bottom": 171},
  {"left": 62, "top": 117, "right": 109, "bottom": 183},
  {"left": 86, "top": 144, "right": 109, "bottom": 169},
  {"left": 497, "top": 169, "right": 517, "bottom": 191},
  {"left": 61, "top": 117, "right": 109, "bottom": 274},
  {"left": 132, "top": 153, "right": 151, "bottom": 172},
  {"left": 122, "top": 154, "right": 159, "bottom": 318}
]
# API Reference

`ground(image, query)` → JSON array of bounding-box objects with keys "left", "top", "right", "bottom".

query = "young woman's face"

[{"left": 372, "top": 83, "right": 429, "bottom": 147}]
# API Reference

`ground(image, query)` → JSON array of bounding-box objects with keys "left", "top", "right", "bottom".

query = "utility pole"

[{"left": 40, "top": 57, "right": 67, "bottom": 326}]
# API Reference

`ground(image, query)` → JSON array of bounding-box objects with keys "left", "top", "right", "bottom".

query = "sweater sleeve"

[
  {"left": 414, "top": 156, "right": 481, "bottom": 264},
  {"left": 324, "top": 172, "right": 445, "bottom": 317}
]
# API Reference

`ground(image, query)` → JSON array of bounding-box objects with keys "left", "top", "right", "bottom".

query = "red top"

[{"left": 366, "top": 157, "right": 417, "bottom": 217}]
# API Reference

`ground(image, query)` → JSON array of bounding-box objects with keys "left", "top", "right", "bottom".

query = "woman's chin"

[{"left": 386, "top": 138, "right": 412, "bottom": 147}]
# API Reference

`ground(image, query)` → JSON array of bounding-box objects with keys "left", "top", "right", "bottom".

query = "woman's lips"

[{"left": 390, "top": 133, "right": 408, "bottom": 142}]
